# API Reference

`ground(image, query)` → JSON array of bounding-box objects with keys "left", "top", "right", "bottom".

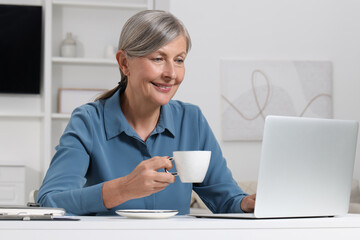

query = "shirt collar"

[
  {"left": 155, "top": 103, "right": 175, "bottom": 137},
  {"left": 103, "top": 88, "right": 175, "bottom": 140}
]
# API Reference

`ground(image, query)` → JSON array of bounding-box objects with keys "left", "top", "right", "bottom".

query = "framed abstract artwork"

[
  {"left": 221, "top": 60, "right": 332, "bottom": 141},
  {"left": 58, "top": 88, "right": 106, "bottom": 114}
]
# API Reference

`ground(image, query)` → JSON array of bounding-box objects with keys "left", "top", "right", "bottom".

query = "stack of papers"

[{"left": 0, "top": 206, "right": 66, "bottom": 220}]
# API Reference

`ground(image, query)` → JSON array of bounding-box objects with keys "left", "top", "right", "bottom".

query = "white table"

[{"left": 1, "top": 214, "right": 360, "bottom": 240}]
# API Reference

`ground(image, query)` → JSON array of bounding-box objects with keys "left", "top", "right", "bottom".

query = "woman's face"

[{"left": 124, "top": 35, "right": 187, "bottom": 107}]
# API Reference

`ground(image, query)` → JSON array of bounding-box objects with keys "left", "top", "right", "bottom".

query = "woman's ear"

[{"left": 116, "top": 50, "right": 130, "bottom": 76}]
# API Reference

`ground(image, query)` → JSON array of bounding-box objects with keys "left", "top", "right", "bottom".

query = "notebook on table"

[
  {"left": 0, "top": 205, "right": 78, "bottom": 221},
  {"left": 191, "top": 115, "right": 359, "bottom": 219}
]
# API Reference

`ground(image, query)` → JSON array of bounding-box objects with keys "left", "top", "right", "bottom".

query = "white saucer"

[{"left": 115, "top": 209, "right": 179, "bottom": 219}]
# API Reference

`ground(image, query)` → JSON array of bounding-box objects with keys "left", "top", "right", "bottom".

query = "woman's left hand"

[{"left": 240, "top": 194, "right": 256, "bottom": 213}]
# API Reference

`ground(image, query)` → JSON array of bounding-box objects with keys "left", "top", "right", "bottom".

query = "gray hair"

[{"left": 97, "top": 10, "right": 191, "bottom": 100}]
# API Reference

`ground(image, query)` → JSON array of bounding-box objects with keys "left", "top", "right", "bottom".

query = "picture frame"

[
  {"left": 57, "top": 88, "right": 107, "bottom": 114},
  {"left": 221, "top": 60, "right": 332, "bottom": 141}
]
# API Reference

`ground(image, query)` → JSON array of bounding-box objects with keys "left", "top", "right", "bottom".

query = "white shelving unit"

[
  {"left": 43, "top": 0, "right": 154, "bottom": 172},
  {"left": 52, "top": 0, "right": 150, "bottom": 9},
  {"left": 0, "top": 112, "right": 44, "bottom": 118},
  {"left": 52, "top": 57, "right": 118, "bottom": 65},
  {"left": 51, "top": 113, "right": 71, "bottom": 119},
  {"left": 0, "top": 0, "right": 154, "bottom": 204}
]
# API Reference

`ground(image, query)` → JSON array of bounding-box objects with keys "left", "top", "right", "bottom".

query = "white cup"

[{"left": 165, "top": 151, "right": 211, "bottom": 183}]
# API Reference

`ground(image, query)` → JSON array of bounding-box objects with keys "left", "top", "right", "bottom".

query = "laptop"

[{"left": 191, "top": 115, "right": 359, "bottom": 219}]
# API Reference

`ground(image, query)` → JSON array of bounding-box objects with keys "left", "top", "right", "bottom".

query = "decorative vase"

[{"left": 60, "top": 32, "right": 76, "bottom": 57}]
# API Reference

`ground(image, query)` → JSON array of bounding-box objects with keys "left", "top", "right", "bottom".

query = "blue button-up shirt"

[{"left": 37, "top": 88, "right": 247, "bottom": 215}]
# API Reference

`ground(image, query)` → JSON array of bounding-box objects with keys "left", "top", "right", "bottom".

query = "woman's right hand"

[{"left": 102, "top": 156, "right": 175, "bottom": 209}]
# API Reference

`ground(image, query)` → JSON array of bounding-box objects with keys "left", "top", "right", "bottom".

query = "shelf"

[
  {"left": 52, "top": 57, "right": 118, "bottom": 65},
  {"left": 0, "top": 112, "right": 44, "bottom": 119},
  {"left": 0, "top": 163, "right": 26, "bottom": 167},
  {"left": 52, "top": 0, "right": 149, "bottom": 10},
  {"left": 52, "top": 113, "right": 71, "bottom": 120}
]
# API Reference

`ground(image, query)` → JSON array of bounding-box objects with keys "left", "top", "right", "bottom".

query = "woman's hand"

[
  {"left": 102, "top": 156, "right": 175, "bottom": 209},
  {"left": 240, "top": 194, "right": 256, "bottom": 213}
]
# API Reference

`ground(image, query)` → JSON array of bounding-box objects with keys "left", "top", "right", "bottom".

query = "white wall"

[{"left": 163, "top": 0, "right": 360, "bottom": 182}]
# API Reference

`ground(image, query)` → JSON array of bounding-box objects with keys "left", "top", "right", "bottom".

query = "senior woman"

[{"left": 37, "top": 10, "right": 256, "bottom": 215}]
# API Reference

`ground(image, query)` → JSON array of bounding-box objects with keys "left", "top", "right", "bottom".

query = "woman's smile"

[{"left": 151, "top": 82, "right": 173, "bottom": 93}]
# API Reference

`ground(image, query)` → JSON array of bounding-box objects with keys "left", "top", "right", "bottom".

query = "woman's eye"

[
  {"left": 153, "top": 57, "right": 163, "bottom": 62},
  {"left": 175, "top": 58, "right": 184, "bottom": 64}
]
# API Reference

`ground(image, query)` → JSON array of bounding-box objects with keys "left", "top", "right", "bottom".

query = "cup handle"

[{"left": 164, "top": 157, "right": 178, "bottom": 176}]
